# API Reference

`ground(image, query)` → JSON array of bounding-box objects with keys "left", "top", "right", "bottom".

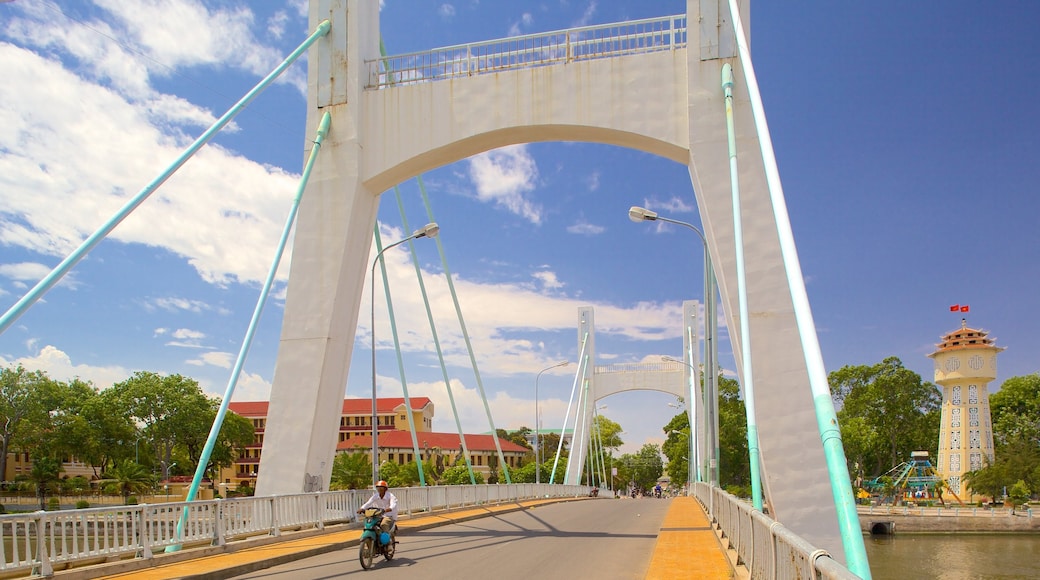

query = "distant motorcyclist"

[
  {"left": 357, "top": 480, "right": 398, "bottom": 535},
  {"left": 654, "top": 484, "right": 662, "bottom": 498}
]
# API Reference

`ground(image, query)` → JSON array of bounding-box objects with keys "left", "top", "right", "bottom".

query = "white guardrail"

[
  {"left": 0, "top": 483, "right": 589, "bottom": 577},
  {"left": 368, "top": 14, "right": 687, "bottom": 88},
  {"left": 694, "top": 482, "right": 861, "bottom": 580}
]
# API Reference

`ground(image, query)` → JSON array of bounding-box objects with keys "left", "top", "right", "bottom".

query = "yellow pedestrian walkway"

[{"left": 644, "top": 496, "right": 737, "bottom": 580}]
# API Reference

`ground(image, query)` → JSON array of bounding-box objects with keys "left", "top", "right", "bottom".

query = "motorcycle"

[{"left": 358, "top": 507, "right": 397, "bottom": 570}]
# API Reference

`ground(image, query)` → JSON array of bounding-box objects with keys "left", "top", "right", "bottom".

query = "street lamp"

[
  {"left": 161, "top": 461, "right": 177, "bottom": 481},
  {"left": 371, "top": 222, "right": 440, "bottom": 486},
  {"left": 535, "top": 360, "right": 570, "bottom": 485},
  {"left": 629, "top": 206, "right": 719, "bottom": 487}
]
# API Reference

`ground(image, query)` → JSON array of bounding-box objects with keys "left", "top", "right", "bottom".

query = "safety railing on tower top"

[{"left": 368, "top": 14, "right": 687, "bottom": 89}]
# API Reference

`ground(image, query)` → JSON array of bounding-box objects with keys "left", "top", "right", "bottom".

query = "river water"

[{"left": 864, "top": 534, "right": 1040, "bottom": 579}]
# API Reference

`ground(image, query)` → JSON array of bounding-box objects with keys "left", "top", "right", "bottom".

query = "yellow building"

[
  {"left": 221, "top": 397, "right": 434, "bottom": 490},
  {"left": 928, "top": 319, "right": 1003, "bottom": 500},
  {"left": 341, "top": 431, "right": 529, "bottom": 478}
]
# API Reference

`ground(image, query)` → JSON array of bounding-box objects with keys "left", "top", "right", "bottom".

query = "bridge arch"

[
  {"left": 364, "top": 125, "right": 688, "bottom": 195},
  {"left": 257, "top": 0, "right": 845, "bottom": 560}
]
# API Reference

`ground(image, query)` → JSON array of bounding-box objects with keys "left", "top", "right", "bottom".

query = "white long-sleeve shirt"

[{"left": 360, "top": 490, "right": 398, "bottom": 520}]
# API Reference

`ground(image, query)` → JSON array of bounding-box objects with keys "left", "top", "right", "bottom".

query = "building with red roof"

[
  {"left": 220, "top": 397, "right": 434, "bottom": 488},
  {"left": 341, "top": 430, "right": 530, "bottom": 475}
]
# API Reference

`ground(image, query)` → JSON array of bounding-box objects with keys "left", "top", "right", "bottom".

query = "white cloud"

[
  {"left": 166, "top": 328, "right": 206, "bottom": 348},
  {"left": 643, "top": 195, "right": 696, "bottom": 214},
  {"left": 0, "top": 42, "right": 300, "bottom": 287},
  {"left": 439, "top": 4, "right": 456, "bottom": 18},
  {"left": 507, "top": 13, "right": 532, "bottom": 37},
  {"left": 466, "top": 145, "right": 542, "bottom": 223},
  {"left": 566, "top": 220, "right": 605, "bottom": 235},
  {"left": 0, "top": 261, "right": 79, "bottom": 290},
  {"left": 359, "top": 224, "right": 691, "bottom": 378},
  {"left": 532, "top": 270, "right": 564, "bottom": 291},
  {"left": 267, "top": 10, "right": 290, "bottom": 39},
  {"left": 186, "top": 350, "right": 233, "bottom": 369},
  {"left": 573, "top": 1, "right": 598, "bottom": 27},
  {"left": 0, "top": 345, "right": 130, "bottom": 389},
  {"left": 585, "top": 170, "right": 600, "bottom": 191}
]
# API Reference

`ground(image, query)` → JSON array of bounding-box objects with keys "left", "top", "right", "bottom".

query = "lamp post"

[
  {"left": 161, "top": 461, "right": 177, "bottom": 482},
  {"left": 629, "top": 206, "right": 719, "bottom": 487},
  {"left": 534, "top": 360, "right": 570, "bottom": 485},
  {"left": 371, "top": 222, "right": 440, "bottom": 486}
]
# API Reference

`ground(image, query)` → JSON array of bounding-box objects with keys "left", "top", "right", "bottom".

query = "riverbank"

[{"left": 858, "top": 505, "right": 1039, "bottom": 533}]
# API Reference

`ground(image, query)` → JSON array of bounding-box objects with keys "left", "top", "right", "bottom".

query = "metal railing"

[
  {"left": 0, "top": 483, "right": 588, "bottom": 577},
  {"left": 594, "top": 361, "right": 685, "bottom": 374},
  {"left": 368, "top": 14, "right": 686, "bottom": 88},
  {"left": 694, "top": 483, "right": 861, "bottom": 580}
]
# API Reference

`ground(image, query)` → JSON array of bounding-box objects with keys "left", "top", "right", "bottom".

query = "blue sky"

[{"left": 2, "top": 1, "right": 1039, "bottom": 456}]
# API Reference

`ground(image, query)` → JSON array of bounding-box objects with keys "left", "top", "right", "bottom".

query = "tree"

[
  {"left": 661, "top": 412, "right": 691, "bottom": 487},
  {"left": 990, "top": 374, "right": 1040, "bottom": 447},
  {"left": 828, "top": 357, "right": 941, "bottom": 475},
  {"left": 0, "top": 366, "right": 56, "bottom": 480},
  {"left": 718, "top": 375, "right": 750, "bottom": 489},
  {"left": 101, "top": 462, "right": 155, "bottom": 504},
  {"left": 108, "top": 372, "right": 241, "bottom": 478},
  {"left": 1007, "top": 480, "right": 1030, "bottom": 514},
  {"left": 496, "top": 427, "right": 533, "bottom": 451},
  {"left": 331, "top": 449, "right": 372, "bottom": 490},
  {"left": 29, "top": 457, "right": 63, "bottom": 510},
  {"left": 441, "top": 465, "right": 483, "bottom": 485},
  {"left": 618, "top": 444, "right": 664, "bottom": 492}
]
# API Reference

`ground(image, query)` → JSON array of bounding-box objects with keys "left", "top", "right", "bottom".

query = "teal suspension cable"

[
  {"left": 414, "top": 176, "right": 511, "bottom": 483},
  {"left": 722, "top": 65, "right": 763, "bottom": 513},
  {"left": 372, "top": 226, "right": 426, "bottom": 486},
  {"left": 390, "top": 186, "right": 476, "bottom": 484},
  {"left": 723, "top": 2, "right": 871, "bottom": 575}
]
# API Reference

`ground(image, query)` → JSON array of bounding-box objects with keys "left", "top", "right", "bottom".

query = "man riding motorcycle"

[{"left": 357, "top": 480, "right": 398, "bottom": 536}]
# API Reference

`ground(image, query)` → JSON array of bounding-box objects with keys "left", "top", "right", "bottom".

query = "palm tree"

[
  {"left": 29, "top": 457, "right": 63, "bottom": 510},
  {"left": 100, "top": 462, "right": 154, "bottom": 504}
]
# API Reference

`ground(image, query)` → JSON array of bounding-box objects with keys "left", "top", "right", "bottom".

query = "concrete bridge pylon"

[{"left": 256, "top": 0, "right": 845, "bottom": 560}]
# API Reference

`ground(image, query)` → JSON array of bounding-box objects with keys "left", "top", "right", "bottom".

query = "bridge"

[{"left": 0, "top": 0, "right": 872, "bottom": 578}]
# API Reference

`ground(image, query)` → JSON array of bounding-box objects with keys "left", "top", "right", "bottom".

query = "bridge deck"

[{"left": 72, "top": 497, "right": 732, "bottom": 579}]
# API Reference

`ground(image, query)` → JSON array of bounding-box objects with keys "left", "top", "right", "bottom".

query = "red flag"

[
  {"left": 949, "top": 305, "right": 959, "bottom": 312},
  {"left": 960, "top": 305, "right": 970, "bottom": 312}
]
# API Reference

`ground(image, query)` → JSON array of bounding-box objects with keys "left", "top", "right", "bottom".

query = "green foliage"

[
  {"left": 661, "top": 413, "right": 691, "bottom": 487},
  {"left": 0, "top": 366, "right": 58, "bottom": 482},
  {"left": 441, "top": 465, "right": 483, "bottom": 485},
  {"left": 101, "top": 462, "right": 155, "bottom": 504},
  {"left": 990, "top": 374, "right": 1040, "bottom": 447},
  {"left": 331, "top": 449, "right": 372, "bottom": 490},
  {"left": 62, "top": 476, "right": 91, "bottom": 495},
  {"left": 497, "top": 427, "right": 533, "bottom": 451},
  {"left": 717, "top": 375, "right": 750, "bottom": 488},
  {"left": 828, "top": 357, "right": 941, "bottom": 476},
  {"left": 46, "top": 497, "right": 60, "bottom": 511},
  {"left": 29, "top": 456, "right": 63, "bottom": 510},
  {"left": 617, "top": 444, "right": 663, "bottom": 491},
  {"left": 75, "top": 500, "right": 90, "bottom": 509},
  {"left": 1007, "top": 480, "right": 1030, "bottom": 510},
  {"left": 963, "top": 433, "right": 1040, "bottom": 501}
]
